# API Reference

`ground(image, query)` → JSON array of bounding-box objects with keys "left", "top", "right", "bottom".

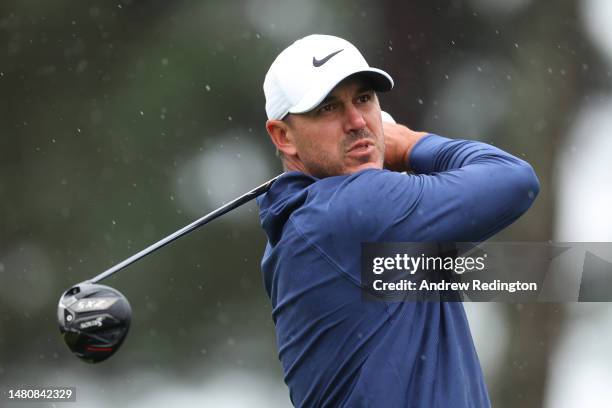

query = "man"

[{"left": 257, "top": 34, "right": 539, "bottom": 407}]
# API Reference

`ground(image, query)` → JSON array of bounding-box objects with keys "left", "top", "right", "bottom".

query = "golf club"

[{"left": 58, "top": 174, "right": 281, "bottom": 363}]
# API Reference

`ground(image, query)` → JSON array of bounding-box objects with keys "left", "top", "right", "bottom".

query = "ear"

[{"left": 266, "top": 119, "right": 298, "bottom": 156}]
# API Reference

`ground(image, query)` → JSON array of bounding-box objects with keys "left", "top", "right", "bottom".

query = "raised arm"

[
  {"left": 382, "top": 124, "right": 540, "bottom": 241},
  {"left": 332, "top": 123, "right": 540, "bottom": 243}
]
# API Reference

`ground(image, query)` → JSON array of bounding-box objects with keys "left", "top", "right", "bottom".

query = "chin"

[{"left": 346, "top": 161, "right": 383, "bottom": 174}]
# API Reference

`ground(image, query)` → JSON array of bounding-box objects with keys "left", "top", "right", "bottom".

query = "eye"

[
  {"left": 317, "top": 103, "right": 337, "bottom": 114},
  {"left": 356, "top": 93, "right": 372, "bottom": 104}
]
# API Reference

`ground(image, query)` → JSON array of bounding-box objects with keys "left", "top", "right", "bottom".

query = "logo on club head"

[
  {"left": 73, "top": 298, "right": 117, "bottom": 312},
  {"left": 80, "top": 316, "right": 105, "bottom": 329}
]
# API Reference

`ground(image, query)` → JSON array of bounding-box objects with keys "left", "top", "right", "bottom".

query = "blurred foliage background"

[{"left": 1, "top": 0, "right": 612, "bottom": 407}]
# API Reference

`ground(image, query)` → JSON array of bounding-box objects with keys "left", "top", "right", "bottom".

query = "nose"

[{"left": 342, "top": 103, "right": 367, "bottom": 133}]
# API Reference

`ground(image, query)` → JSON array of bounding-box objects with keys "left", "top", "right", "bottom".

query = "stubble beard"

[
  {"left": 304, "top": 128, "right": 384, "bottom": 178},
  {"left": 342, "top": 128, "right": 385, "bottom": 170}
]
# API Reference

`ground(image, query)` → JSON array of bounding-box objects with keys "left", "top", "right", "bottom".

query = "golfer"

[{"left": 257, "top": 34, "right": 539, "bottom": 407}]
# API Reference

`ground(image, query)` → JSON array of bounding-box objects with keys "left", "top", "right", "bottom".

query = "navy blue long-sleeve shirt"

[{"left": 257, "top": 134, "right": 540, "bottom": 407}]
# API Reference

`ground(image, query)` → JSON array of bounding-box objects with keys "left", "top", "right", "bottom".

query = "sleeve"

[{"left": 334, "top": 134, "right": 540, "bottom": 243}]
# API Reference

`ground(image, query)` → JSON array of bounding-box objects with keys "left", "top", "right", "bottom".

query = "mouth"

[{"left": 347, "top": 139, "right": 374, "bottom": 153}]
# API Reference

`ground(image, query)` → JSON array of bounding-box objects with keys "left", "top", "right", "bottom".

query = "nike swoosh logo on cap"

[{"left": 312, "top": 49, "right": 344, "bottom": 67}]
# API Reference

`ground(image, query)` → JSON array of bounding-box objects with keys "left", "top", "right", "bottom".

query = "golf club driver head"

[{"left": 58, "top": 282, "right": 131, "bottom": 364}]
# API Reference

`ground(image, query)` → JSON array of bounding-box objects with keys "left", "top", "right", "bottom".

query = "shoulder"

[
  {"left": 320, "top": 169, "right": 421, "bottom": 209},
  {"left": 294, "top": 169, "right": 420, "bottom": 235},
  {"left": 312, "top": 168, "right": 408, "bottom": 197}
]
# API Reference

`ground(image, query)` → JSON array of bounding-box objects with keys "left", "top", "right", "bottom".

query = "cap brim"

[{"left": 287, "top": 67, "right": 394, "bottom": 115}]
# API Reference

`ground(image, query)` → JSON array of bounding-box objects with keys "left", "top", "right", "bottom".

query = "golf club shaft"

[{"left": 89, "top": 174, "right": 282, "bottom": 284}]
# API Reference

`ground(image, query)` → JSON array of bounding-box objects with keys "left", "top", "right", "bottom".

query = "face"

[{"left": 269, "top": 76, "right": 385, "bottom": 178}]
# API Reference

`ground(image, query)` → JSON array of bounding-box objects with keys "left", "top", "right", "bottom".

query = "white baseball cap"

[{"left": 263, "top": 34, "right": 394, "bottom": 120}]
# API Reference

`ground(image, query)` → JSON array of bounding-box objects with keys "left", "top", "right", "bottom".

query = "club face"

[{"left": 58, "top": 283, "right": 131, "bottom": 363}]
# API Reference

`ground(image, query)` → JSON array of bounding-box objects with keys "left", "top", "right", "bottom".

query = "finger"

[{"left": 381, "top": 110, "right": 396, "bottom": 124}]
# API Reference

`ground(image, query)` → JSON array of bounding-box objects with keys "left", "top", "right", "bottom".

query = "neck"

[{"left": 282, "top": 155, "right": 308, "bottom": 174}]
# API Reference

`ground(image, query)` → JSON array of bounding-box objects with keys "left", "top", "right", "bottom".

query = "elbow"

[
  {"left": 520, "top": 161, "right": 540, "bottom": 202},
  {"left": 509, "top": 160, "right": 540, "bottom": 212}
]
